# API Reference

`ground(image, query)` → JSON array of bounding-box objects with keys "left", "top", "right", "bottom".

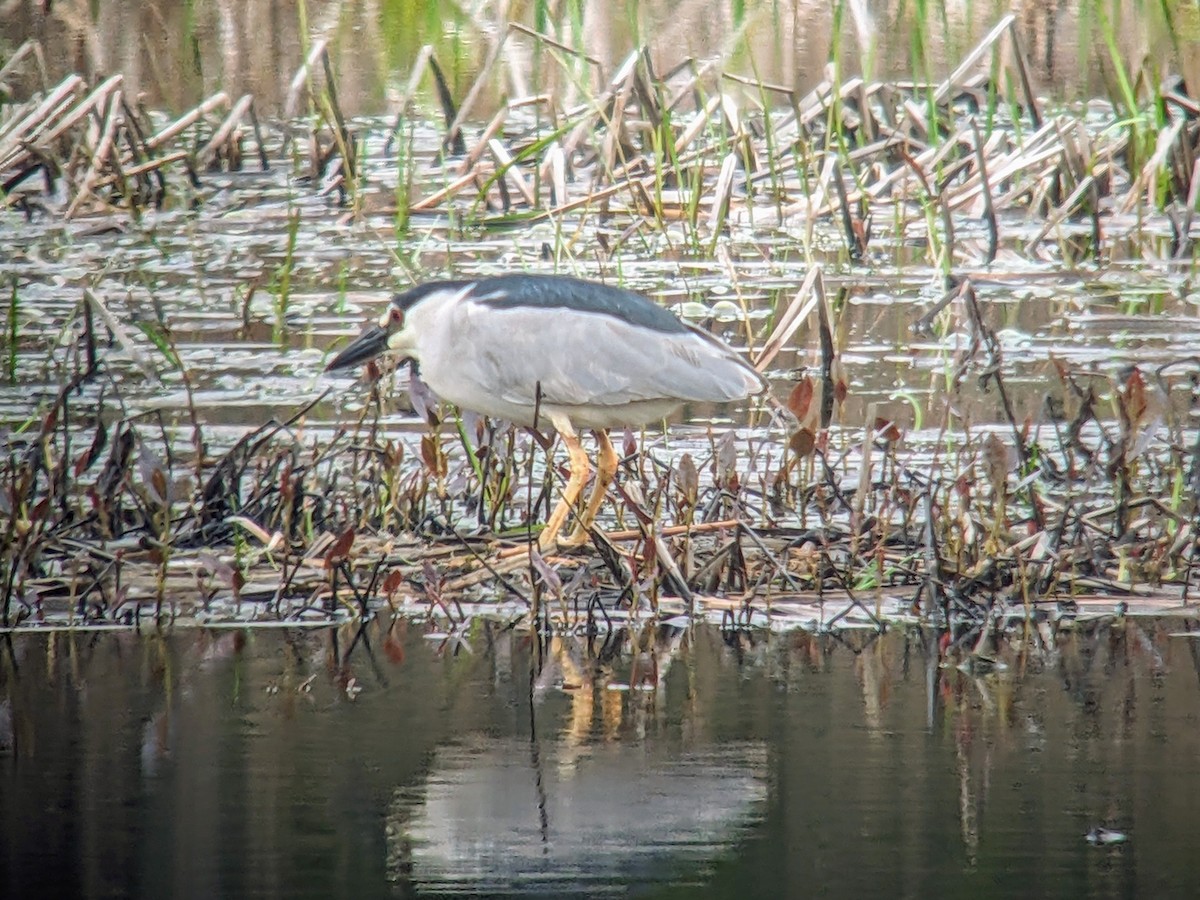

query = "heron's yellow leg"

[
  {"left": 538, "top": 416, "right": 589, "bottom": 552},
  {"left": 561, "top": 429, "right": 618, "bottom": 547}
]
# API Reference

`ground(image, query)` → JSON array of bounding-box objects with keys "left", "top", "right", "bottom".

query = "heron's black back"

[{"left": 398, "top": 274, "right": 689, "bottom": 335}]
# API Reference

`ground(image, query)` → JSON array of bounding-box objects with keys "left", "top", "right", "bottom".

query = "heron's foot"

[
  {"left": 495, "top": 522, "right": 591, "bottom": 558},
  {"left": 554, "top": 526, "right": 595, "bottom": 549},
  {"left": 537, "top": 526, "right": 593, "bottom": 553},
  {"left": 496, "top": 535, "right": 547, "bottom": 559}
]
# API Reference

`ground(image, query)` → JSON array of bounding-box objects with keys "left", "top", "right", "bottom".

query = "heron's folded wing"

[{"left": 463, "top": 309, "right": 760, "bottom": 408}]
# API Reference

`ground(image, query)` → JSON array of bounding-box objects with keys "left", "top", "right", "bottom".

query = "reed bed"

[{"left": 2, "top": 14, "right": 1199, "bottom": 651}]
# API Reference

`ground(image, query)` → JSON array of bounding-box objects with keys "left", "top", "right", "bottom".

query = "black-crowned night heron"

[{"left": 326, "top": 273, "right": 766, "bottom": 550}]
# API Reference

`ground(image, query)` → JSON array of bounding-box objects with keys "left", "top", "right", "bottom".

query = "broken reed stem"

[
  {"left": 196, "top": 94, "right": 255, "bottom": 169},
  {"left": 146, "top": 92, "right": 230, "bottom": 150},
  {"left": 284, "top": 38, "right": 328, "bottom": 119},
  {"left": 969, "top": 118, "right": 999, "bottom": 263},
  {"left": 0, "top": 75, "right": 87, "bottom": 167},
  {"left": 64, "top": 89, "right": 122, "bottom": 219}
]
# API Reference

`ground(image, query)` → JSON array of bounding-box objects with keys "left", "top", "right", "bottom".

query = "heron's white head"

[{"left": 325, "top": 281, "right": 471, "bottom": 372}]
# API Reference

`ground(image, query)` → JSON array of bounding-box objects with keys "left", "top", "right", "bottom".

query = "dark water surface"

[{"left": 3, "top": 620, "right": 1199, "bottom": 898}]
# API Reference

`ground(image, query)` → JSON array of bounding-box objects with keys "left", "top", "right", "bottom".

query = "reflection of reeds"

[{"left": 2, "top": 11, "right": 1200, "bottom": 642}]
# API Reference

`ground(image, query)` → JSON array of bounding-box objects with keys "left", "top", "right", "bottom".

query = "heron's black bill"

[{"left": 326, "top": 325, "right": 388, "bottom": 372}]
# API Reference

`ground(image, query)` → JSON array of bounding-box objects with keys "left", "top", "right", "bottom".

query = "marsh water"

[{"left": 3, "top": 620, "right": 1200, "bottom": 897}]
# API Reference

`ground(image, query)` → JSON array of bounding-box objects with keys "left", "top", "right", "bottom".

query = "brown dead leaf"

[
  {"left": 279, "top": 460, "right": 294, "bottom": 503},
  {"left": 1121, "top": 367, "right": 1147, "bottom": 427},
  {"left": 381, "top": 569, "right": 405, "bottom": 596},
  {"left": 676, "top": 453, "right": 698, "bottom": 505},
  {"left": 834, "top": 378, "right": 849, "bottom": 405},
  {"left": 714, "top": 431, "right": 737, "bottom": 484},
  {"left": 623, "top": 428, "right": 638, "bottom": 460},
  {"left": 787, "top": 377, "right": 814, "bottom": 421},
  {"left": 955, "top": 474, "right": 972, "bottom": 500},
  {"left": 981, "top": 433, "right": 1012, "bottom": 495},
  {"left": 150, "top": 468, "right": 168, "bottom": 505},
  {"left": 873, "top": 417, "right": 902, "bottom": 443},
  {"left": 851, "top": 217, "right": 871, "bottom": 254},
  {"left": 383, "top": 439, "right": 403, "bottom": 469},
  {"left": 324, "top": 527, "right": 355, "bottom": 568},
  {"left": 74, "top": 419, "right": 108, "bottom": 477},
  {"left": 420, "top": 434, "right": 446, "bottom": 477},
  {"left": 137, "top": 444, "right": 168, "bottom": 504},
  {"left": 789, "top": 428, "right": 816, "bottom": 457}
]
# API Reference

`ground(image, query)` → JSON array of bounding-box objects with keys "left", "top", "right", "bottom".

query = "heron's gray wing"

[{"left": 460, "top": 306, "right": 761, "bottom": 407}]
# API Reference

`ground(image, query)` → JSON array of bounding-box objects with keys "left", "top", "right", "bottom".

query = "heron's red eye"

[{"left": 390, "top": 307, "right": 404, "bottom": 327}]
